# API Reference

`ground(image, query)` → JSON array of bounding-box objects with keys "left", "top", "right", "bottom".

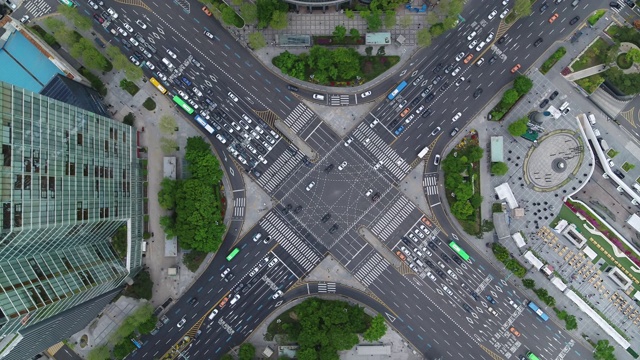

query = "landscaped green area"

[
  {"left": 120, "top": 79, "right": 139, "bottom": 96},
  {"left": 572, "top": 38, "right": 609, "bottom": 71},
  {"left": 273, "top": 46, "right": 399, "bottom": 86},
  {"left": 575, "top": 73, "right": 605, "bottom": 94},
  {"left": 622, "top": 162, "right": 635, "bottom": 172},
  {"left": 606, "top": 148, "right": 619, "bottom": 158},
  {"left": 588, "top": 10, "right": 606, "bottom": 26},
  {"left": 489, "top": 75, "right": 533, "bottom": 121},
  {"left": 540, "top": 47, "right": 567, "bottom": 74},
  {"left": 265, "top": 298, "right": 385, "bottom": 358},
  {"left": 492, "top": 243, "right": 527, "bottom": 277},
  {"left": 617, "top": 53, "right": 633, "bottom": 69},
  {"left": 142, "top": 97, "right": 156, "bottom": 111}
]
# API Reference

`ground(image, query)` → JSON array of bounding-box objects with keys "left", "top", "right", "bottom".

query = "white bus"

[{"left": 418, "top": 146, "right": 430, "bottom": 159}]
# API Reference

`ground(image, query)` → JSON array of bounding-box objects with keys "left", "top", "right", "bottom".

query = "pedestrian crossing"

[
  {"left": 233, "top": 197, "right": 245, "bottom": 217},
  {"left": 423, "top": 175, "right": 438, "bottom": 196},
  {"left": 261, "top": 212, "right": 321, "bottom": 272},
  {"left": 610, "top": 1, "right": 627, "bottom": 13},
  {"left": 24, "top": 0, "right": 51, "bottom": 18},
  {"left": 353, "top": 253, "right": 390, "bottom": 287},
  {"left": 329, "top": 94, "right": 350, "bottom": 106},
  {"left": 283, "top": 104, "right": 316, "bottom": 134},
  {"left": 317, "top": 282, "right": 336, "bottom": 293},
  {"left": 256, "top": 150, "right": 304, "bottom": 193},
  {"left": 352, "top": 123, "right": 412, "bottom": 181},
  {"left": 370, "top": 196, "right": 415, "bottom": 241}
]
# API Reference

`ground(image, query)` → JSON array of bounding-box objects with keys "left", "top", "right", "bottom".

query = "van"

[
  {"left": 141, "top": 241, "right": 147, "bottom": 252},
  {"left": 415, "top": 259, "right": 425, "bottom": 267},
  {"left": 633, "top": 183, "right": 640, "bottom": 193},
  {"left": 312, "top": 94, "right": 325, "bottom": 100},
  {"left": 162, "top": 58, "right": 174, "bottom": 69},
  {"left": 559, "top": 101, "right": 570, "bottom": 111},
  {"left": 588, "top": 113, "right": 596, "bottom": 125}
]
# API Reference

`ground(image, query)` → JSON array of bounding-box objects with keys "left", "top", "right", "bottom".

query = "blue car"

[
  {"left": 486, "top": 295, "right": 496, "bottom": 304},
  {"left": 394, "top": 125, "right": 405, "bottom": 135},
  {"left": 181, "top": 77, "right": 192, "bottom": 86}
]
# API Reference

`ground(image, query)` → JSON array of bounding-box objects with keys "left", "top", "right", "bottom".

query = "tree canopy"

[
  {"left": 491, "top": 162, "right": 509, "bottom": 176},
  {"left": 593, "top": 339, "right": 616, "bottom": 360},
  {"left": 363, "top": 314, "right": 387, "bottom": 341},
  {"left": 256, "top": 0, "right": 288, "bottom": 29},
  {"left": 508, "top": 116, "right": 529, "bottom": 137}
]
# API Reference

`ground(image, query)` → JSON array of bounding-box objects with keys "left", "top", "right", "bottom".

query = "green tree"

[
  {"left": 240, "top": 3, "right": 258, "bottom": 24},
  {"left": 137, "top": 315, "right": 157, "bottom": 334},
  {"left": 270, "top": 10, "right": 288, "bottom": 30},
  {"left": 158, "top": 178, "right": 178, "bottom": 209},
  {"left": 426, "top": 11, "right": 438, "bottom": 25},
  {"left": 70, "top": 38, "right": 89, "bottom": 58},
  {"left": 366, "top": 11, "right": 383, "bottom": 31},
  {"left": 447, "top": 0, "right": 463, "bottom": 17},
  {"left": 248, "top": 31, "right": 267, "bottom": 50},
  {"left": 122, "top": 269, "right": 153, "bottom": 300},
  {"left": 363, "top": 314, "right": 387, "bottom": 341},
  {"left": 603, "top": 44, "right": 619, "bottom": 64},
  {"left": 220, "top": 355, "right": 234, "bottom": 360},
  {"left": 593, "top": 340, "right": 616, "bottom": 360},
  {"left": 470, "top": 193, "right": 483, "bottom": 208},
  {"left": 84, "top": 48, "right": 109, "bottom": 71},
  {"left": 384, "top": 10, "right": 396, "bottom": 28},
  {"left": 345, "top": 9, "right": 355, "bottom": 19},
  {"left": 522, "top": 278, "right": 535, "bottom": 288},
  {"left": 124, "top": 64, "right": 143, "bottom": 81},
  {"left": 123, "top": 112, "right": 135, "bottom": 126},
  {"left": 400, "top": 15, "right": 413, "bottom": 28},
  {"left": 106, "top": 45, "right": 122, "bottom": 60},
  {"left": 350, "top": 28, "right": 360, "bottom": 39},
  {"left": 429, "top": 23, "right": 445, "bottom": 36},
  {"left": 514, "top": 0, "right": 532, "bottom": 18},
  {"left": 112, "top": 340, "right": 136, "bottom": 360},
  {"left": 43, "top": 17, "right": 65, "bottom": 32},
  {"left": 451, "top": 200, "right": 474, "bottom": 219},
  {"left": 160, "top": 137, "right": 178, "bottom": 154},
  {"left": 464, "top": 145, "right": 484, "bottom": 163},
  {"left": 491, "top": 162, "right": 509, "bottom": 175},
  {"left": 365, "top": 46, "right": 373, "bottom": 56},
  {"left": 513, "top": 75, "right": 534, "bottom": 95},
  {"left": 626, "top": 48, "right": 640, "bottom": 63},
  {"left": 53, "top": 25, "right": 79, "bottom": 46},
  {"left": 443, "top": 16, "right": 458, "bottom": 30},
  {"left": 417, "top": 28, "right": 432, "bottom": 47},
  {"left": 221, "top": 6, "right": 238, "bottom": 26},
  {"left": 256, "top": 0, "right": 288, "bottom": 29},
  {"left": 159, "top": 115, "right": 177, "bottom": 135},
  {"left": 333, "top": 25, "right": 347, "bottom": 41},
  {"left": 238, "top": 343, "right": 256, "bottom": 360},
  {"left": 508, "top": 117, "right": 528, "bottom": 137},
  {"left": 501, "top": 88, "right": 520, "bottom": 107},
  {"left": 454, "top": 183, "right": 473, "bottom": 201},
  {"left": 87, "top": 345, "right": 110, "bottom": 360},
  {"left": 564, "top": 315, "right": 577, "bottom": 330},
  {"left": 74, "top": 14, "right": 93, "bottom": 31},
  {"left": 160, "top": 215, "right": 177, "bottom": 237},
  {"left": 185, "top": 137, "right": 224, "bottom": 184}
]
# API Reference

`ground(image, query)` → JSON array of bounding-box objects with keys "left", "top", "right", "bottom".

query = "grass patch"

[
  {"left": 617, "top": 53, "right": 633, "bottom": 69},
  {"left": 541, "top": 47, "right": 567, "bottom": 74},
  {"left": 120, "top": 79, "right": 139, "bottom": 96},
  {"left": 572, "top": 38, "right": 609, "bottom": 71},
  {"left": 505, "top": 12, "right": 517, "bottom": 24},
  {"left": 588, "top": 10, "right": 606, "bottom": 26},
  {"left": 622, "top": 162, "right": 635, "bottom": 172},
  {"left": 606, "top": 149, "right": 619, "bottom": 158},
  {"left": 575, "top": 73, "right": 604, "bottom": 94},
  {"left": 492, "top": 203, "right": 503, "bottom": 213},
  {"left": 142, "top": 97, "right": 156, "bottom": 111}
]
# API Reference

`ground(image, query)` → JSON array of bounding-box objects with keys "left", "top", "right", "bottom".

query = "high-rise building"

[{"left": 0, "top": 81, "right": 144, "bottom": 358}]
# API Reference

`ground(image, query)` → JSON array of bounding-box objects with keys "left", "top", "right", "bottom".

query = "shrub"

[
  {"left": 123, "top": 112, "right": 135, "bottom": 126},
  {"left": 183, "top": 251, "right": 207, "bottom": 272},
  {"left": 540, "top": 47, "right": 566, "bottom": 74},
  {"left": 119, "top": 79, "right": 139, "bottom": 96},
  {"left": 80, "top": 68, "right": 107, "bottom": 96},
  {"left": 142, "top": 97, "right": 156, "bottom": 111},
  {"left": 522, "top": 278, "right": 536, "bottom": 289}
]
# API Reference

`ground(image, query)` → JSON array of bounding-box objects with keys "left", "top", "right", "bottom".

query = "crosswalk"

[
  {"left": 352, "top": 123, "right": 412, "bottom": 181},
  {"left": 610, "top": 0, "right": 627, "bottom": 13},
  {"left": 329, "top": 94, "right": 350, "bottom": 106},
  {"left": 283, "top": 104, "right": 316, "bottom": 134},
  {"left": 370, "top": 196, "right": 415, "bottom": 241},
  {"left": 23, "top": 0, "right": 51, "bottom": 18},
  {"left": 233, "top": 197, "right": 245, "bottom": 217},
  {"left": 317, "top": 282, "right": 336, "bottom": 293},
  {"left": 256, "top": 150, "right": 304, "bottom": 193},
  {"left": 260, "top": 212, "right": 321, "bottom": 272},
  {"left": 353, "top": 253, "right": 390, "bottom": 287},
  {"left": 423, "top": 175, "right": 438, "bottom": 196}
]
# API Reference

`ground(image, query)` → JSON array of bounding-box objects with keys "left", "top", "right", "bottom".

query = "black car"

[
  {"left": 249, "top": 276, "right": 259, "bottom": 285},
  {"left": 324, "top": 164, "right": 334, "bottom": 173},
  {"left": 435, "top": 238, "right": 442, "bottom": 245},
  {"left": 436, "top": 269, "right": 446, "bottom": 278},
  {"left": 470, "top": 291, "right": 480, "bottom": 301},
  {"left": 626, "top": 0, "right": 636, "bottom": 8},
  {"left": 610, "top": 1, "right": 621, "bottom": 9},
  {"left": 441, "top": 253, "right": 451, "bottom": 263},
  {"left": 205, "top": 87, "right": 213, "bottom": 95},
  {"left": 427, "top": 241, "right": 437, "bottom": 250},
  {"left": 321, "top": 213, "right": 331, "bottom": 223},
  {"left": 462, "top": 303, "right": 473, "bottom": 313},
  {"left": 371, "top": 192, "right": 381, "bottom": 202},
  {"left": 410, "top": 97, "right": 421, "bottom": 106},
  {"left": 539, "top": 2, "right": 549, "bottom": 12},
  {"left": 486, "top": 295, "right": 497, "bottom": 304},
  {"left": 549, "top": 90, "right": 559, "bottom": 100},
  {"left": 569, "top": 16, "right": 580, "bottom": 25},
  {"left": 497, "top": 36, "right": 507, "bottom": 44},
  {"left": 433, "top": 63, "right": 443, "bottom": 73},
  {"left": 614, "top": 169, "right": 625, "bottom": 179},
  {"left": 452, "top": 255, "right": 463, "bottom": 265},
  {"left": 252, "top": 169, "right": 261, "bottom": 178},
  {"left": 121, "top": 39, "right": 132, "bottom": 49},
  {"left": 157, "top": 62, "right": 168, "bottom": 72},
  {"left": 328, "top": 224, "right": 339, "bottom": 234},
  {"left": 488, "top": 55, "right": 498, "bottom": 65},
  {"left": 187, "top": 297, "right": 198, "bottom": 306},
  {"left": 389, "top": 119, "right": 400, "bottom": 128},
  {"left": 539, "top": 99, "right": 549, "bottom": 108},
  {"left": 293, "top": 205, "right": 303, "bottom": 214},
  {"left": 422, "top": 108, "right": 433, "bottom": 118},
  {"left": 286, "top": 84, "right": 299, "bottom": 92},
  {"left": 425, "top": 93, "right": 435, "bottom": 102},
  {"left": 425, "top": 260, "right": 435, "bottom": 268},
  {"left": 236, "top": 283, "right": 245, "bottom": 292},
  {"left": 439, "top": 81, "right": 449, "bottom": 92},
  {"left": 473, "top": 88, "right": 483, "bottom": 99},
  {"left": 134, "top": 51, "right": 144, "bottom": 60},
  {"left": 533, "top": 38, "right": 543, "bottom": 47},
  {"left": 281, "top": 203, "right": 292, "bottom": 215}
]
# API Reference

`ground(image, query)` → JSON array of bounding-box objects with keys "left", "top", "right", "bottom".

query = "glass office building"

[{"left": 0, "top": 81, "right": 144, "bottom": 356}]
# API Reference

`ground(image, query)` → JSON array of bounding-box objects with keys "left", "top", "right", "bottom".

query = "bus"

[
  {"left": 226, "top": 248, "right": 240, "bottom": 261},
  {"left": 526, "top": 351, "right": 540, "bottom": 360},
  {"left": 58, "top": 0, "right": 76, "bottom": 7},
  {"left": 387, "top": 81, "right": 408, "bottom": 100},
  {"left": 449, "top": 240, "right": 470, "bottom": 262},
  {"left": 417, "top": 146, "right": 430, "bottom": 159},
  {"left": 130, "top": 338, "right": 142, "bottom": 349},
  {"left": 194, "top": 115, "right": 215, "bottom": 134},
  {"left": 149, "top": 77, "right": 167, "bottom": 94},
  {"left": 172, "top": 96, "right": 194, "bottom": 115},
  {"left": 527, "top": 300, "right": 549, "bottom": 321}
]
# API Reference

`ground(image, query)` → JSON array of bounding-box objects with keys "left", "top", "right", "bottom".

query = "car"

[
  {"left": 404, "top": 114, "right": 415, "bottom": 123},
  {"left": 344, "top": 137, "right": 353, "bottom": 146},
  {"left": 485, "top": 32, "right": 495, "bottom": 42},
  {"left": 433, "top": 63, "right": 443, "bottom": 72},
  {"left": 468, "top": 39, "right": 478, "bottom": 49},
  {"left": 252, "top": 232, "right": 262, "bottom": 242},
  {"left": 441, "top": 253, "right": 451, "bottom": 263},
  {"left": 432, "top": 75, "right": 443, "bottom": 85},
  {"left": 511, "top": 64, "right": 521, "bottom": 73},
  {"left": 146, "top": 61, "right": 156, "bottom": 71},
  {"left": 136, "top": 19, "right": 147, "bottom": 29},
  {"left": 412, "top": 75, "right": 424, "bottom": 86},
  {"left": 370, "top": 118, "right": 379, "bottom": 128},
  {"left": 321, "top": 213, "right": 331, "bottom": 223},
  {"left": 488, "top": 9, "right": 498, "bottom": 19},
  {"left": 549, "top": 13, "right": 559, "bottom": 23},
  {"left": 177, "top": 318, "right": 186, "bottom": 328},
  {"left": 431, "top": 127, "right": 441, "bottom": 136},
  {"left": 272, "top": 290, "right": 283, "bottom": 299},
  {"left": 374, "top": 160, "right": 383, "bottom": 170},
  {"left": 610, "top": 1, "right": 621, "bottom": 9},
  {"left": 473, "top": 88, "right": 483, "bottom": 99},
  {"left": 328, "top": 224, "right": 339, "bottom": 234},
  {"left": 142, "top": 49, "right": 152, "bottom": 58},
  {"left": 202, "top": 5, "right": 213, "bottom": 15},
  {"left": 539, "top": 99, "right": 549, "bottom": 108},
  {"left": 539, "top": 2, "right": 549, "bottom": 12},
  {"left": 324, "top": 164, "right": 334, "bottom": 173},
  {"left": 133, "top": 50, "right": 144, "bottom": 60},
  {"left": 365, "top": 189, "right": 373, "bottom": 197},
  {"left": 464, "top": 54, "right": 474, "bottom": 64},
  {"left": 434, "top": 154, "right": 441, "bottom": 166},
  {"left": 129, "top": 37, "right": 139, "bottom": 47},
  {"left": 93, "top": 14, "right": 104, "bottom": 23},
  {"left": 444, "top": 64, "right": 454, "bottom": 74},
  {"left": 462, "top": 303, "right": 473, "bottom": 313},
  {"left": 414, "top": 228, "right": 425, "bottom": 239},
  {"left": 509, "top": 326, "right": 521, "bottom": 337},
  {"left": 215, "top": 134, "right": 227, "bottom": 144},
  {"left": 569, "top": 16, "right": 580, "bottom": 25},
  {"left": 394, "top": 126, "right": 405, "bottom": 135},
  {"left": 502, "top": 0, "right": 509, "bottom": 4},
  {"left": 123, "top": 23, "right": 134, "bottom": 33},
  {"left": 497, "top": 36, "right": 507, "bottom": 44},
  {"left": 107, "top": 8, "right": 119, "bottom": 19},
  {"left": 487, "top": 306, "right": 499, "bottom": 316},
  {"left": 475, "top": 41, "right": 486, "bottom": 52},
  {"left": 436, "top": 269, "right": 446, "bottom": 278},
  {"left": 452, "top": 112, "right": 462, "bottom": 122},
  {"left": 177, "top": 90, "right": 189, "bottom": 100},
  {"left": 466, "top": 31, "right": 477, "bottom": 41},
  {"left": 193, "top": 87, "right": 203, "bottom": 97},
  {"left": 413, "top": 247, "right": 423, "bottom": 257},
  {"left": 550, "top": 90, "right": 559, "bottom": 100},
  {"left": 204, "top": 31, "right": 214, "bottom": 39},
  {"left": 263, "top": 235, "right": 273, "bottom": 244},
  {"left": 305, "top": 181, "right": 316, "bottom": 191},
  {"left": 372, "top": 192, "right": 381, "bottom": 202},
  {"left": 281, "top": 204, "right": 292, "bottom": 215},
  {"left": 117, "top": 27, "right": 128, "bottom": 37},
  {"left": 268, "top": 258, "right": 279, "bottom": 267},
  {"left": 446, "top": 269, "right": 458, "bottom": 280},
  {"left": 614, "top": 169, "right": 625, "bottom": 178},
  {"left": 425, "top": 93, "right": 435, "bottom": 102},
  {"left": 476, "top": 58, "right": 485, "bottom": 66},
  {"left": 455, "top": 52, "right": 465, "bottom": 61},
  {"left": 486, "top": 295, "right": 497, "bottom": 304},
  {"left": 228, "top": 92, "right": 238, "bottom": 102},
  {"left": 397, "top": 99, "right": 408, "bottom": 108},
  {"left": 454, "top": 77, "right": 465, "bottom": 86},
  {"left": 452, "top": 255, "right": 462, "bottom": 265},
  {"left": 167, "top": 49, "right": 177, "bottom": 59},
  {"left": 187, "top": 297, "right": 198, "bottom": 306},
  {"left": 338, "top": 161, "right": 347, "bottom": 170},
  {"left": 562, "top": 107, "right": 571, "bottom": 115},
  {"left": 427, "top": 271, "right": 437, "bottom": 281},
  {"left": 87, "top": 0, "right": 98, "bottom": 9},
  {"left": 129, "top": 56, "right": 140, "bottom": 66},
  {"left": 361, "top": 91, "right": 372, "bottom": 98},
  {"left": 499, "top": 9, "right": 509, "bottom": 19},
  {"left": 415, "top": 105, "right": 425, "bottom": 114},
  {"left": 533, "top": 38, "right": 543, "bottom": 47},
  {"left": 400, "top": 108, "right": 411, "bottom": 117},
  {"left": 312, "top": 93, "right": 325, "bottom": 100},
  {"left": 451, "top": 67, "right": 461, "bottom": 76},
  {"left": 470, "top": 291, "right": 480, "bottom": 301}
]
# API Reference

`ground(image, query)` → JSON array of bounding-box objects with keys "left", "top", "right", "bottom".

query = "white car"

[
  {"left": 455, "top": 51, "right": 465, "bottom": 61},
  {"left": 204, "top": 31, "right": 214, "bottom": 39},
  {"left": 177, "top": 318, "right": 186, "bottom": 328},
  {"left": 370, "top": 119, "right": 379, "bottom": 128},
  {"left": 374, "top": 161, "right": 383, "bottom": 170},
  {"left": 145, "top": 62, "right": 156, "bottom": 71},
  {"left": 365, "top": 189, "right": 373, "bottom": 196},
  {"left": 20, "top": 15, "right": 30, "bottom": 24},
  {"left": 306, "top": 181, "right": 315, "bottom": 191},
  {"left": 338, "top": 161, "right": 347, "bottom": 170},
  {"left": 136, "top": 20, "right": 147, "bottom": 29},
  {"left": 451, "top": 67, "right": 461, "bottom": 76},
  {"left": 228, "top": 91, "right": 238, "bottom": 102},
  {"left": 117, "top": 27, "right": 128, "bottom": 37},
  {"left": 434, "top": 154, "right": 441, "bottom": 166},
  {"left": 427, "top": 272, "right": 437, "bottom": 281},
  {"left": 156, "top": 72, "right": 166, "bottom": 81},
  {"left": 129, "top": 38, "right": 139, "bottom": 47},
  {"left": 500, "top": 9, "right": 509, "bottom": 19},
  {"left": 166, "top": 49, "right": 177, "bottom": 59},
  {"left": 475, "top": 41, "right": 486, "bottom": 52},
  {"left": 468, "top": 39, "right": 478, "bottom": 49},
  {"left": 231, "top": 122, "right": 242, "bottom": 131},
  {"left": 123, "top": 23, "right": 134, "bottom": 33},
  {"left": 361, "top": 91, "right": 372, "bottom": 98},
  {"left": 128, "top": 56, "right": 140, "bottom": 66},
  {"left": 221, "top": 267, "right": 231, "bottom": 278},
  {"left": 414, "top": 228, "right": 425, "bottom": 239},
  {"left": 404, "top": 114, "right": 415, "bottom": 124},
  {"left": 88, "top": 0, "right": 98, "bottom": 9},
  {"left": 344, "top": 137, "right": 353, "bottom": 146},
  {"left": 502, "top": 0, "right": 509, "bottom": 5},
  {"left": 447, "top": 269, "right": 459, "bottom": 280},
  {"left": 466, "top": 31, "right": 477, "bottom": 41},
  {"left": 268, "top": 258, "right": 279, "bottom": 267},
  {"left": 193, "top": 87, "right": 203, "bottom": 97},
  {"left": 272, "top": 290, "right": 283, "bottom": 299},
  {"left": 107, "top": 8, "right": 119, "bottom": 19},
  {"left": 485, "top": 32, "right": 495, "bottom": 42},
  {"left": 452, "top": 112, "right": 462, "bottom": 122},
  {"left": 455, "top": 77, "right": 465, "bottom": 86},
  {"left": 216, "top": 134, "right": 226, "bottom": 144},
  {"left": 178, "top": 90, "right": 189, "bottom": 100},
  {"left": 236, "top": 155, "right": 247, "bottom": 165},
  {"left": 488, "top": 9, "right": 498, "bottom": 19}
]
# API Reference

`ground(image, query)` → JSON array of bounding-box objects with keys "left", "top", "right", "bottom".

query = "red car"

[{"left": 93, "top": 14, "right": 104, "bottom": 24}]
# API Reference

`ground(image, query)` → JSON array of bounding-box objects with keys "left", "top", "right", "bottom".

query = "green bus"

[
  {"left": 526, "top": 351, "right": 540, "bottom": 360},
  {"left": 449, "top": 240, "right": 470, "bottom": 261},
  {"left": 226, "top": 248, "right": 240, "bottom": 261},
  {"left": 58, "top": 0, "right": 77, "bottom": 7},
  {"left": 172, "top": 96, "right": 194, "bottom": 115}
]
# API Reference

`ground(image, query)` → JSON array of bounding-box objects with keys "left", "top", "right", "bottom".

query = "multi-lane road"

[{"left": 13, "top": 0, "right": 630, "bottom": 358}]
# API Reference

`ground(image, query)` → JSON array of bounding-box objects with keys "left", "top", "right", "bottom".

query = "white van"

[
  {"left": 559, "top": 102, "right": 570, "bottom": 111},
  {"left": 141, "top": 241, "right": 147, "bottom": 252},
  {"left": 312, "top": 94, "right": 325, "bottom": 100},
  {"left": 415, "top": 259, "right": 425, "bottom": 268},
  {"left": 588, "top": 113, "right": 596, "bottom": 125},
  {"left": 162, "top": 57, "right": 174, "bottom": 69},
  {"left": 633, "top": 183, "right": 640, "bottom": 193}
]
